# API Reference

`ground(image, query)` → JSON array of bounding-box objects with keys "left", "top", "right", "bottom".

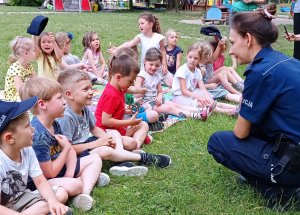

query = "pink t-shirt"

[
  {"left": 213, "top": 54, "right": 225, "bottom": 71},
  {"left": 95, "top": 83, "right": 126, "bottom": 135}
]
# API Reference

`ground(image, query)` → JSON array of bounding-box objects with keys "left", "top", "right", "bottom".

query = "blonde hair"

[
  {"left": 19, "top": 77, "right": 62, "bottom": 115},
  {"left": 55, "top": 32, "right": 68, "bottom": 50},
  {"left": 37, "top": 32, "right": 61, "bottom": 73},
  {"left": 82, "top": 31, "right": 100, "bottom": 54},
  {"left": 57, "top": 69, "right": 91, "bottom": 92},
  {"left": 187, "top": 41, "right": 212, "bottom": 61},
  {"left": 166, "top": 29, "right": 178, "bottom": 39},
  {"left": 8, "top": 36, "right": 34, "bottom": 64}
]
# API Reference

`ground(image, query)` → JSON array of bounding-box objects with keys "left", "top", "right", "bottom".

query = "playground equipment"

[{"left": 53, "top": 0, "right": 91, "bottom": 12}]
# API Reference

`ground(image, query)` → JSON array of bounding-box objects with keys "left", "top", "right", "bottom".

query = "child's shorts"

[
  {"left": 143, "top": 98, "right": 166, "bottom": 109},
  {"left": 57, "top": 158, "right": 81, "bottom": 178},
  {"left": 9, "top": 191, "right": 44, "bottom": 212}
]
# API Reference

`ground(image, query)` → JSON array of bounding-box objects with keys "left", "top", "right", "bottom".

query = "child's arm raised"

[
  {"left": 32, "top": 35, "right": 41, "bottom": 59},
  {"left": 33, "top": 174, "right": 68, "bottom": 215},
  {"left": 108, "top": 37, "right": 141, "bottom": 55},
  {"left": 48, "top": 33, "right": 63, "bottom": 63}
]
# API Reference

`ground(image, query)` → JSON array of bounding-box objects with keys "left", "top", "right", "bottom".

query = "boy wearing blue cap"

[
  {"left": 20, "top": 77, "right": 107, "bottom": 212},
  {"left": 0, "top": 97, "right": 70, "bottom": 215}
]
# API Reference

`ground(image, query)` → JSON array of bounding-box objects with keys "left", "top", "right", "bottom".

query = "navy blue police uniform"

[{"left": 208, "top": 46, "right": 300, "bottom": 201}]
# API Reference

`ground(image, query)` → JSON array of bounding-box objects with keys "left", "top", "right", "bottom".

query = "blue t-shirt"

[
  {"left": 31, "top": 116, "right": 62, "bottom": 162},
  {"left": 240, "top": 46, "right": 300, "bottom": 143},
  {"left": 166, "top": 46, "right": 183, "bottom": 75}
]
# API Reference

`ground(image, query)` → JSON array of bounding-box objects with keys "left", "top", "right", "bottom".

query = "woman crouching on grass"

[{"left": 208, "top": 4, "right": 300, "bottom": 211}]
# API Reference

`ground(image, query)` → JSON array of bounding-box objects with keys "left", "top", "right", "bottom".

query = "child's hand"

[
  {"left": 196, "top": 96, "right": 211, "bottom": 107},
  {"left": 128, "top": 112, "right": 142, "bottom": 126},
  {"left": 210, "top": 83, "right": 219, "bottom": 89},
  {"left": 48, "top": 196, "right": 69, "bottom": 215},
  {"left": 95, "top": 136, "right": 115, "bottom": 148},
  {"left": 125, "top": 105, "right": 133, "bottom": 114},
  {"left": 155, "top": 94, "right": 163, "bottom": 106},
  {"left": 54, "top": 134, "right": 71, "bottom": 149},
  {"left": 162, "top": 66, "right": 168, "bottom": 75},
  {"left": 108, "top": 46, "right": 117, "bottom": 55},
  {"left": 48, "top": 32, "right": 56, "bottom": 44}
]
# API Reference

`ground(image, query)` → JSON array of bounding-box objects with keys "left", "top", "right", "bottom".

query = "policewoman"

[{"left": 208, "top": 4, "right": 300, "bottom": 210}]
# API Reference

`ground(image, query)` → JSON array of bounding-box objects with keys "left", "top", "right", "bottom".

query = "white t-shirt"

[
  {"left": 137, "top": 33, "right": 165, "bottom": 71},
  {"left": 0, "top": 147, "right": 42, "bottom": 206},
  {"left": 172, "top": 63, "right": 202, "bottom": 96},
  {"left": 138, "top": 69, "right": 162, "bottom": 103}
]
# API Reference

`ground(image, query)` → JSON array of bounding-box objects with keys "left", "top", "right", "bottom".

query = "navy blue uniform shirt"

[{"left": 240, "top": 46, "right": 300, "bottom": 143}]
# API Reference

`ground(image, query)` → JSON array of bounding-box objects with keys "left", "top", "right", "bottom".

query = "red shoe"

[{"left": 144, "top": 134, "right": 153, "bottom": 145}]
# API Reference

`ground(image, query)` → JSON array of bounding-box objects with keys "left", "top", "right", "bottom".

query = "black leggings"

[{"left": 293, "top": 13, "right": 300, "bottom": 60}]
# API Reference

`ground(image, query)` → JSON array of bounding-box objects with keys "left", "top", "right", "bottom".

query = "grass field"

[{"left": 0, "top": 6, "right": 297, "bottom": 214}]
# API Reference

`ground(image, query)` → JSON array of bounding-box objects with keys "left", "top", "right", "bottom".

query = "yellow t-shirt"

[
  {"left": 4, "top": 62, "right": 35, "bottom": 101},
  {"left": 37, "top": 55, "right": 60, "bottom": 80}
]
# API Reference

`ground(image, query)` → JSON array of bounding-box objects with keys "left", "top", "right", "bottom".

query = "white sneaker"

[
  {"left": 71, "top": 194, "right": 94, "bottom": 211},
  {"left": 109, "top": 165, "right": 148, "bottom": 177},
  {"left": 97, "top": 172, "right": 110, "bottom": 187}
]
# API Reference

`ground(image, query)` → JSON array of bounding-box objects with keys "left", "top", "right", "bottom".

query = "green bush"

[{"left": 8, "top": 0, "right": 43, "bottom": 6}]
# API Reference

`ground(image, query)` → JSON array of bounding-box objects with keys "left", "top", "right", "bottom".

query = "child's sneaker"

[
  {"left": 109, "top": 161, "right": 148, "bottom": 176},
  {"left": 144, "top": 134, "right": 153, "bottom": 145},
  {"left": 233, "top": 82, "right": 244, "bottom": 92},
  {"left": 71, "top": 193, "right": 94, "bottom": 211},
  {"left": 97, "top": 172, "right": 110, "bottom": 187},
  {"left": 158, "top": 113, "right": 169, "bottom": 122},
  {"left": 190, "top": 109, "right": 207, "bottom": 121},
  {"left": 139, "top": 153, "right": 171, "bottom": 168},
  {"left": 148, "top": 121, "right": 164, "bottom": 132}
]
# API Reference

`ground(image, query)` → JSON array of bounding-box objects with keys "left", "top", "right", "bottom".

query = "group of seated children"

[
  {"left": 0, "top": 11, "right": 246, "bottom": 214},
  {"left": 1, "top": 50, "right": 172, "bottom": 213}
]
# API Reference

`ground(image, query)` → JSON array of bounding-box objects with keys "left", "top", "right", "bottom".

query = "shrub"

[{"left": 8, "top": 0, "right": 43, "bottom": 6}]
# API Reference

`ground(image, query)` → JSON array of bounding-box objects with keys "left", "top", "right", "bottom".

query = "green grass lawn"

[{"left": 0, "top": 6, "right": 297, "bottom": 214}]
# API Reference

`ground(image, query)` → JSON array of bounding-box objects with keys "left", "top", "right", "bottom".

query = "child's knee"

[
  {"left": 123, "top": 139, "right": 137, "bottom": 151},
  {"left": 55, "top": 186, "right": 68, "bottom": 203},
  {"left": 140, "top": 121, "right": 149, "bottom": 131},
  {"left": 96, "top": 146, "right": 114, "bottom": 160},
  {"left": 146, "top": 110, "right": 159, "bottom": 123}
]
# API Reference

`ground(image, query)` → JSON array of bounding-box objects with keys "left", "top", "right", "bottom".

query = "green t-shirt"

[{"left": 232, "top": 0, "right": 259, "bottom": 12}]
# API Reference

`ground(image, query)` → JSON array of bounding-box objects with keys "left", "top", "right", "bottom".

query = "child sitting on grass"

[
  {"left": 57, "top": 68, "right": 171, "bottom": 176},
  {"left": 20, "top": 77, "right": 106, "bottom": 212},
  {"left": 4, "top": 36, "right": 36, "bottom": 101},
  {"left": 95, "top": 53, "right": 159, "bottom": 150},
  {"left": 172, "top": 42, "right": 238, "bottom": 116},
  {"left": 165, "top": 29, "right": 183, "bottom": 76},
  {"left": 135, "top": 47, "right": 211, "bottom": 121},
  {"left": 0, "top": 97, "right": 71, "bottom": 215}
]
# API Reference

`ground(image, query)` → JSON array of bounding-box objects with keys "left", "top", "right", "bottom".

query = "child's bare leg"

[
  {"left": 154, "top": 103, "right": 198, "bottom": 118},
  {"left": 228, "top": 67, "right": 244, "bottom": 83},
  {"left": 91, "top": 146, "right": 141, "bottom": 162},
  {"left": 210, "top": 72, "right": 240, "bottom": 94},
  {"left": 48, "top": 177, "right": 83, "bottom": 197},
  {"left": 77, "top": 154, "right": 102, "bottom": 195},
  {"left": 122, "top": 136, "right": 138, "bottom": 150},
  {"left": 225, "top": 93, "right": 242, "bottom": 103},
  {"left": 162, "top": 72, "right": 173, "bottom": 88},
  {"left": 126, "top": 121, "right": 149, "bottom": 149},
  {"left": 106, "top": 129, "right": 124, "bottom": 150},
  {"left": 217, "top": 102, "right": 236, "bottom": 109},
  {"left": 166, "top": 100, "right": 200, "bottom": 112},
  {"left": 22, "top": 187, "right": 68, "bottom": 215},
  {"left": 21, "top": 200, "right": 50, "bottom": 215}
]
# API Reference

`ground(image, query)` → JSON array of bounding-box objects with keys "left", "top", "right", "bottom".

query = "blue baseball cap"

[
  {"left": 200, "top": 25, "right": 222, "bottom": 40},
  {"left": 67, "top": 32, "right": 74, "bottom": 40},
  {"left": 0, "top": 96, "right": 38, "bottom": 133},
  {"left": 27, "top": 15, "right": 49, "bottom": 36}
]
